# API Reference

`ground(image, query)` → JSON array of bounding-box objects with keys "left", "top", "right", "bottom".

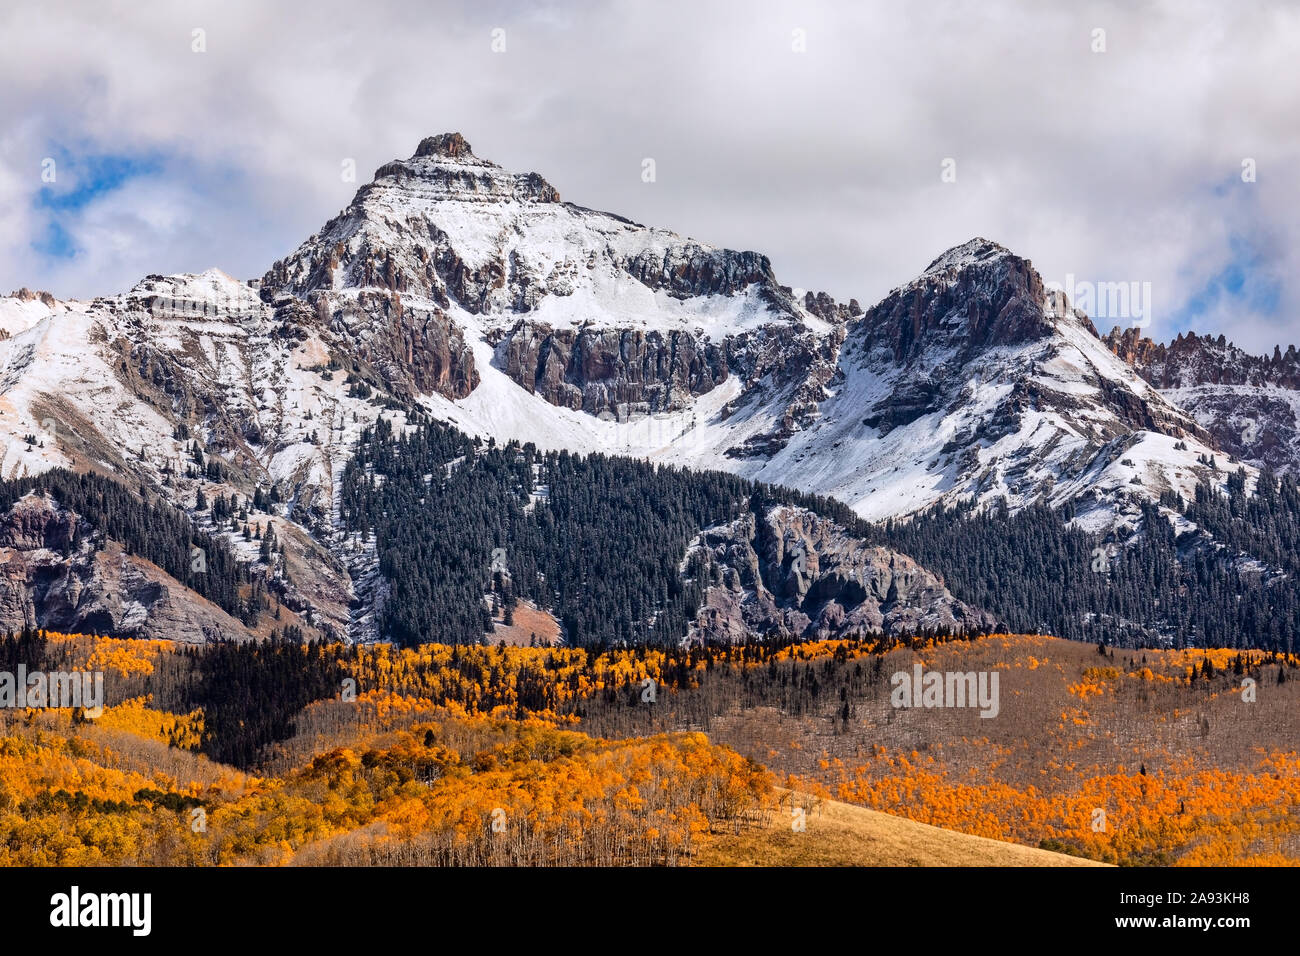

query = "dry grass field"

[{"left": 695, "top": 789, "right": 1107, "bottom": 867}]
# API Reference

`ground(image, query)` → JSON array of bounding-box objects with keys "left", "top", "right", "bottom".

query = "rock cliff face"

[
  {"left": 0, "top": 493, "right": 248, "bottom": 642},
  {"left": 1105, "top": 327, "right": 1300, "bottom": 475},
  {"left": 722, "top": 319, "right": 846, "bottom": 458},
  {"left": 687, "top": 505, "right": 995, "bottom": 643},
  {"left": 329, "top": 291, "right": 478, "bottom": 401},
  {"left": 844, "top": 240, "right": 1206, "bottom": 443},
  {"left": 6, "top": 287, "right": 57, "bottom": 308},
  {"left": 616, "top": 246, "right": 775, "bottom": 300},
  {"left": 859, "top": 239, "right": 1061, "bottom": 367},
  {"left": 495, "top": 323, "right": 728, "bottom": 416},
  {"left": 1105, "top": 327, "right": 1300, "bottom": 389}
]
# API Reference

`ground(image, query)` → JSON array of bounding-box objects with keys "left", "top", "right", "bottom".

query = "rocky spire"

[{"left": 413, "top": 132, "right": 474, "bottom": 159}]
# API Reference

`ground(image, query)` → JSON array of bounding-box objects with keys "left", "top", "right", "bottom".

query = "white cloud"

[{"left": 1, "top": 0, "right": 1296, "bottom": 352}]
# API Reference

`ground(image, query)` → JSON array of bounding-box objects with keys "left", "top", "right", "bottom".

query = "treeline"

[
  {"left": 0, "top": 469, "right": 252, "bottom": 621},
  {"left": 148, "top": 631, "right": 944, "bottom": 769},
  {"left": 9, "top": 422, "right": 1291, "bottom": 653},
  {"left": 0, "top": 627, "right": 51, "bottom": 674},
  {"left": 339, "top": 418, "right": 1300, "bottom": 652},
  {"left": 151, "top": 637, "right": 350, "bottom": 767},
  {"left": 856, "top": 477, "right": 1300, "bottom": 653},
  {"left": 0, "top": 629, "right": 348, "bottom": 770},
  {"left": 1182, "top": 468, "right": 1300, "bottom": 578},
  {"left": 339, "top": 418, "right": 759, "bottom": 647}
]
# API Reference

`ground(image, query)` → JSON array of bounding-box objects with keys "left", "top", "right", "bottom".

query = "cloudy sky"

[{"left": 2, "top": 0, "right": 1296, "bottom": 352}]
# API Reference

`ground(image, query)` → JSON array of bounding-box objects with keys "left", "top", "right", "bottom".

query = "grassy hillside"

[{"left": 696, "top": 790, "right": 1107, "bottom": 867}]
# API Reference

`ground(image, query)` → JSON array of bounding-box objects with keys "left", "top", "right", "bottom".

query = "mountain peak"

[
  {"left": 365, "top": 132, "right": 560, "bottom": 204},
  {"left": 413, "top": 132, "right": 475, "bottom": 160},
  {"left": 923, "top": 238, "right": 1017, "bottom": 276},
  {"left": 851, "top": 238, "right": 1056, "bottom": 366}
]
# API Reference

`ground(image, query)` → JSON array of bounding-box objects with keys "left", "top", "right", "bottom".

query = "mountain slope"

[
  {"left": 0, "top": 133, "right": 1285, "bottom": 644},
  {"left": 258, "top": 136, "right": 1235, "bottom": 531},
  {"left": 1106, "top": 326, "right": 1300, "bottom": 476},
  {"left": 259, "top": 132, "right": 848, "bottom": 463},
  {"left": 743, "top": 239, "right": 1226, "bottom": 531}
]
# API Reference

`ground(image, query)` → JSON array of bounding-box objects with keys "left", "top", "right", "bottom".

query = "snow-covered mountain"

[
  {"left": 255, "top": 133, "right": 1230, "bottom": 529},
  {"left": 0, "top": 133, "right": 1271, "bottom": 641},
  {"left": 1105, "top": 326, "right": 1300, "bottom": 477},
  {"left": 738, "top": 238, "right": 1229, "bottom": 532},
  {"left": 258, "top": 132, "right": 848, "bottom": 462}
]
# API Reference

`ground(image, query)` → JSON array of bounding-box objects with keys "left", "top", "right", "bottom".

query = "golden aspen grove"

[{"left": 0, "top": 629, "right": 1296, "bottom": 866}]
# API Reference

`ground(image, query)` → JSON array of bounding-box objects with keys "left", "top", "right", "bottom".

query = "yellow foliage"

[{"left": 94, "top": 696, "right": 204, "bottom": 750}]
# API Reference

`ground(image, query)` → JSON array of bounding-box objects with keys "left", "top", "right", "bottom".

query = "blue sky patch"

[
  {"left": 1169, "top": 235, "right": 1281, "bottom": 337},
  {"left": 30, "top": 150, "right": 163, "bottom": 259}
]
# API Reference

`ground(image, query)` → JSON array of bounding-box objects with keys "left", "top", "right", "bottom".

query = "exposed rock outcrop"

[
  {"left": 687, "top": 505, "right": 995, "bottom": 643},
  {"left": 723, "top": 321, "right": 845, "bottom": 458},
  {"left": 496, "top": 322, "right": 727, "bottom": 415},
  {"left": 0, "top": 493, "right": 250, "bottom": 643},
  {"left": 329, "top": 291, "right": 478, "bottom": 400},
  {"left": 1105, "top": 326, "right": 1300, "bottom": 473}
]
